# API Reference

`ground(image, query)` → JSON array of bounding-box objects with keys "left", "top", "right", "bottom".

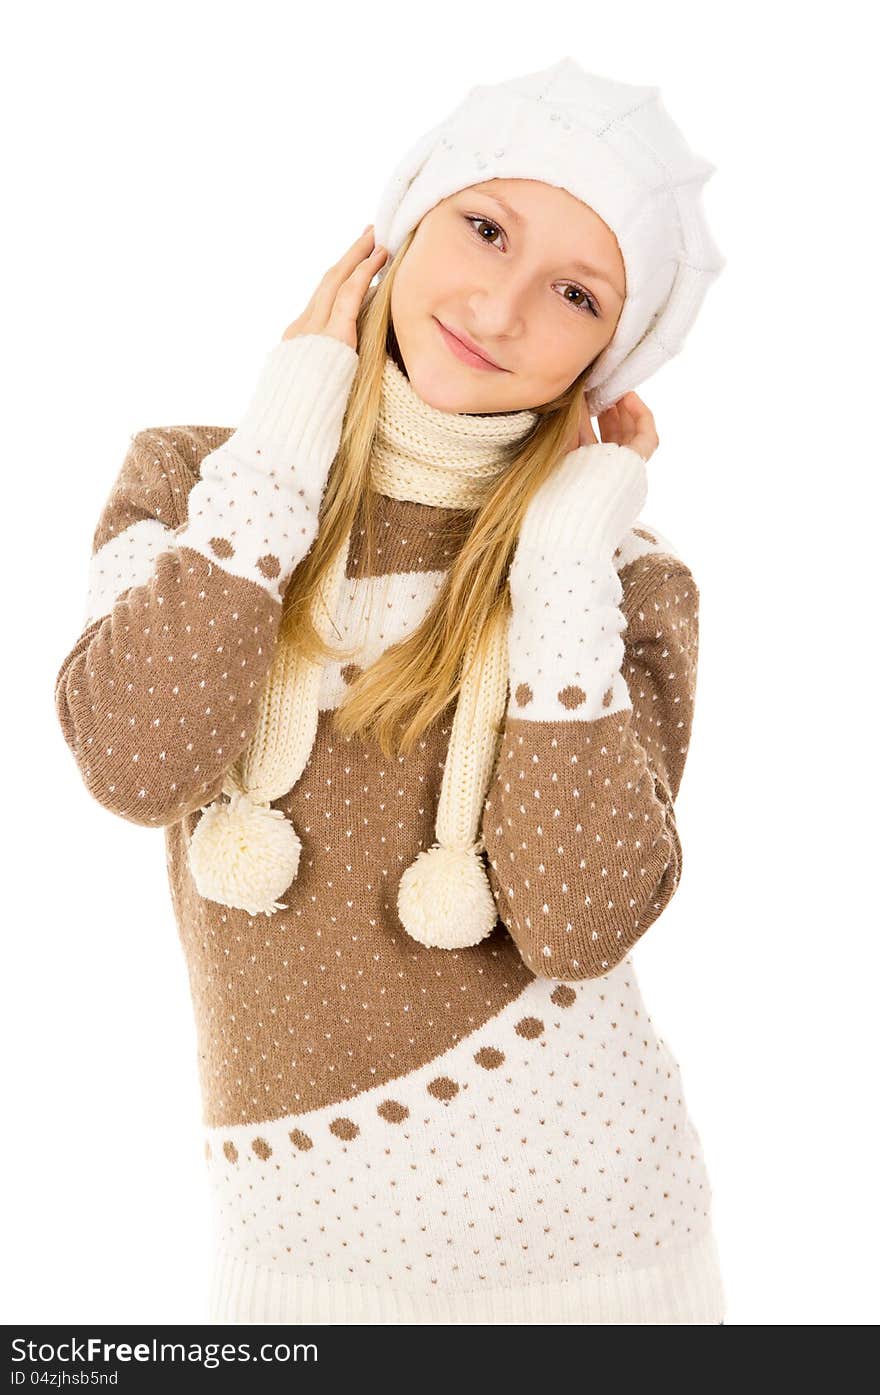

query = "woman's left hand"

[
  {"left": 514, "top": 389, "right": 656, "bottom": 565},
  {"left": 571, "top": 390, "right": 660, "bottom": 464}
]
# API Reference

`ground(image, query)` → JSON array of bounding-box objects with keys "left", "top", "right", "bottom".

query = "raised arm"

[
  {"left": 480, "top": 442, "right": 700, "bottom": 981},
  {"left": 54, "top": 333, "right": 358, "bottom": 827}
]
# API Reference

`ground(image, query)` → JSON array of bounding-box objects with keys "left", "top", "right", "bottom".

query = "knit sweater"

[{"left": 55, "top": 334, "right": 726, "bottom": 1325}]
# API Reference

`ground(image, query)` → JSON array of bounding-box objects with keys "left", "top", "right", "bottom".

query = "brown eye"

[
  {"left": 464, "top": 215, "right": 503, "bottom": 246},
  {"left": 560, "top": 284, "right": 601, "bottom": 318}
]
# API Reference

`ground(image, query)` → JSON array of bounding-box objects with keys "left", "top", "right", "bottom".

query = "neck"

[{"left": 371, "top": 352, "right": 539, "bottom": 509}]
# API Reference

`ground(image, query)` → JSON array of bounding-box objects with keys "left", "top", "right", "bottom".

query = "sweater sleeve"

[
  {"left": 54, "top": 333, "right": 358, "bottom": 828},
  {"left": 480, "top": 453, "right": 699, "bottom": 982}
]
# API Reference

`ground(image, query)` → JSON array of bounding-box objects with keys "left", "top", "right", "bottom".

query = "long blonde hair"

[{"left": 279, "top": 226, "right": 595, "bottom": 760}]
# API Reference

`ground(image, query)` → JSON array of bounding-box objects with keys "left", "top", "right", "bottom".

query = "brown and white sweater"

[{"left": 54, "top": 335, "right": 725, "bottom": 1325}]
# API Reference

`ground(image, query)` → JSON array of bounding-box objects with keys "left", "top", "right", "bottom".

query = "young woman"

[{"left": 55, "top": 57, "right": 727, "bottom": 1324}]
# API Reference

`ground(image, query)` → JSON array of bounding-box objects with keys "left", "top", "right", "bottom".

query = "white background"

[{"left": 4, "top": 0, "right": 877, "bottom": 1326}]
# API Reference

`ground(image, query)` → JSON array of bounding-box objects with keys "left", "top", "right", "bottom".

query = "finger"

[
  {"left": 332, "top": 225, "right": 377, "bottom": 271},
  {"left": 616, "top": 399, "right": 636, "bottom": 444},
  {"left": 621, "top": 391, "right": 655, "bottom": 435},
  {"left": 310, "top": 229, "right": 380, "bottom": 325},
  {"left": 629, "top": 409, "right": 658, "bottom": 456},
  {"left": 336, "top": 244, "right": 387, "bottom": 302},
  {"left": 613, "top": 394, "right": 659, "bottom": 459},
  {"left": 315, "top": 229, "right": 376, "bottom": 309},
  {"left": 630, "top": 432, "right": 657, "bottom": 463},
  {"left": 599, "top": 403, "right": 621, "bottom": 445},
  {"left": 325, "top": 245, "right": 387, "bottom": 335}
]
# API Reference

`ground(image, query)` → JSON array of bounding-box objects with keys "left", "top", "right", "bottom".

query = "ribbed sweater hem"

[{"left": 207, "top": 1226, "right": 726, "bottom": 1325}]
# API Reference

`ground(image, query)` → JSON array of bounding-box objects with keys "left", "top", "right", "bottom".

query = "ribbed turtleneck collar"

[{"left": 370, "top": 352, "right": 539, "bottom": 509}]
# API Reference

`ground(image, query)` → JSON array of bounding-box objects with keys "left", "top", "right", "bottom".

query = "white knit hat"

[{"left": 372, "top": 55, "right": 725, "bottom": 414}]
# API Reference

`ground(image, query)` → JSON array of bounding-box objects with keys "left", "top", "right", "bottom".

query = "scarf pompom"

[
  {"left": 397, "top": 843, "right": 499, "bottom": 949},
  {"left": 187, "top": 791, "right": 302, "bottom": 917}
]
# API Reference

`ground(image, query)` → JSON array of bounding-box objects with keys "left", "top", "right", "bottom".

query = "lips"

[{"left": 436, "top": 318, "right": 505, "bottom": 371}]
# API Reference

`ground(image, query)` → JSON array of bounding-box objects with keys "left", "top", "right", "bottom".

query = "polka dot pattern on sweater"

[
  {"left": 56, "top": 380, "right": 721, "bottom": 1322},
  {"left": 202, "top": 973, "right": 716, "bottom": 1294}
]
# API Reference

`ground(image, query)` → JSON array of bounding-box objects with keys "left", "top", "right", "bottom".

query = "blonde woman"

[{"left": 55, "top": 57, "right": 726, "bottom": 1324}]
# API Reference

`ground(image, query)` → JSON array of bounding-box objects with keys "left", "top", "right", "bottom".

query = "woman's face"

[{"left": 389, "top": 177, "right": 626, "bottom": 414}]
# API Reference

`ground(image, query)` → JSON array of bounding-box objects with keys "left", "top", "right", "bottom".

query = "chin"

[
  {"left": 400, "top": 353, "right": 460, "bottom": 413},
  {"left": 403, "top": 334, "right": 497, "bottom": 415}
]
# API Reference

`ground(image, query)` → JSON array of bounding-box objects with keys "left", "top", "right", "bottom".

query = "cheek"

[
  {"left": 409, "top": 227, "right": 470, "bottom": 303},
  {"left": 531, "top": 337, "right": 585, "bottom": 388},
  {"left": 389, "top": 264, "right": 418, "bottom": 333},
  {"left": 392, "top": 248, "right": 435, "bottom": 318},
  {"left": 518, "top": 334, "right": 593, "bottom": 403}
]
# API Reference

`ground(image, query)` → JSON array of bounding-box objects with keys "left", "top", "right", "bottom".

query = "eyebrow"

[{"left": 476, "top": 190, "right": 626, "bottom": 301}]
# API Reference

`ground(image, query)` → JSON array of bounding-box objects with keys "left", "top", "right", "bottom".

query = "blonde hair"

[{"left": 278, "top": 226, "right": 594, "bottom": 761}]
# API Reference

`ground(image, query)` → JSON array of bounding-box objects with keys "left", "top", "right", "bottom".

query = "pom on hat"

[
  {"left": 397, "top": 842, "right": 499, "bottom": 949},
  {"left": 187, "top": 790, "right": 302, "bottom": 917}
]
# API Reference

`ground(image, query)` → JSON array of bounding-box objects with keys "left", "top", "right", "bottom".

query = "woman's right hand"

[{"left": 282, "top": 226, "right": 388, "bottom": 351}]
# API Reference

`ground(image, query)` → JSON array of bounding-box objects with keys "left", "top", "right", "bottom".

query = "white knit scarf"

[{"left": 186, "top": 352, "right": 538, "bottom": 949}]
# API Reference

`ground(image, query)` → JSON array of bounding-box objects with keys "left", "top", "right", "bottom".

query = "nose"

[{"left": 466, "top": 271, "right": 531, "bottom": 338}]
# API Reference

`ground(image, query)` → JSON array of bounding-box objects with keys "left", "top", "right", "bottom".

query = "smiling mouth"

[{"left": 434, "top": 318, "right": 507, "bottom": 372}]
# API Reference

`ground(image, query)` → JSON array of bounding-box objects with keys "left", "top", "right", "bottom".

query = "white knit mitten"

[
  {"left": 506, "top": 441, "right": 648, "bottom": 726},
  {"left": 512, "top": 441, "right": 647, "bottom": 568},
  {"left": 174, "top": 333, "right": 359, "bottom": 604}
]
